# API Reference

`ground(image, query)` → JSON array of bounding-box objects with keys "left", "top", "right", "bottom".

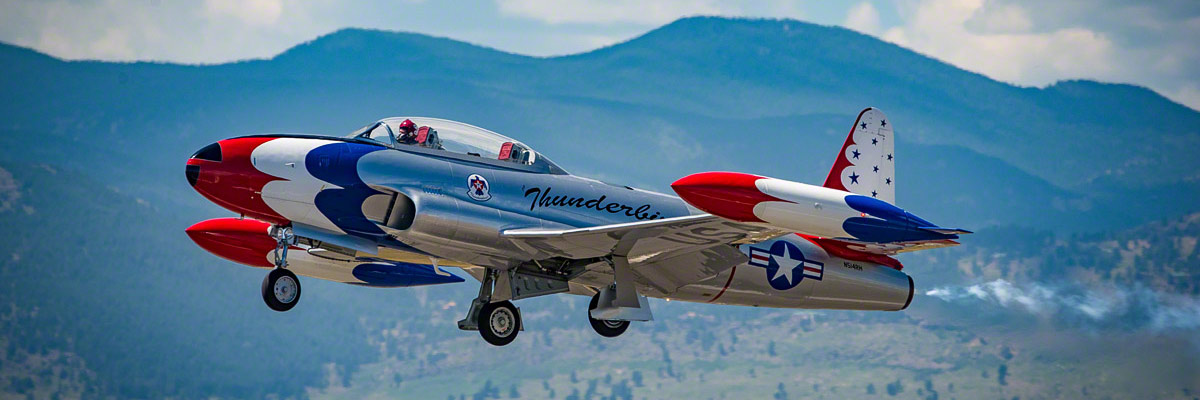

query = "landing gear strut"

[{"left": 262, "top": 225, "right": 301, "bottom": 312}]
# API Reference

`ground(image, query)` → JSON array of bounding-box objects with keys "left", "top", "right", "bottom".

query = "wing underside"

[{"left": 502, "top": 215, "right": 785, "bottom": 294}]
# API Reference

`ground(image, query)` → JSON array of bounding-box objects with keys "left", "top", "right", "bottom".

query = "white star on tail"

[{"left": 770, "top": 244, "right": 804, "bottom": 285}]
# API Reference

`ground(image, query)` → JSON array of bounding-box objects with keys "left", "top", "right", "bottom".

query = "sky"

[{"left": 1, "top": 0, "right": 1197, "bottom": 110}]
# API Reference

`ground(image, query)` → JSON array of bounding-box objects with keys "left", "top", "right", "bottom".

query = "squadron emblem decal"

[{"left": 467, "top": 174, "right": 491, "bottom": 201}]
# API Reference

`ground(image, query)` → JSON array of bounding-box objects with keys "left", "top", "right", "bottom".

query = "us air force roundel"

[{"left": 748, "top": 240, "right": 824, "bottom": 290}]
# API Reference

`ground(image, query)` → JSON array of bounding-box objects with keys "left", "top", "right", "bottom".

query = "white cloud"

[
  {"left": 494, "top": 0, "right": 809, "bottom": 25},
  {"left": 495, "top": 0, "right": 727, "bottom": 25},
  {"left": 843, "top": 2, "right": 881, "bottom": 34},
  {"left": 1173, "top": 84, "right": 1200, "bottom": 114},
  {"left": 878, "top": 0, "right": 1114, "bottom": 86},
  {"left": 969, "top": 2, "right": 1032, "bottom": 33},
  {"left": 203, "top": 0, "right": 284, "bottom": 26},
  {"left": 863, "top": 0, "right": 1199, "bottom": 109},
  {"left": 0, "top": 0, "right": 343, "bottom": 63}
]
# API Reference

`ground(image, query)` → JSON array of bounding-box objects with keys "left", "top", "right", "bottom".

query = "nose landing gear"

[
  {"left": 262, "top": 268, "right": 301, "bottom": 312},
  {"left": 262, "top": 225, "right": 301, "bottom": 312}
]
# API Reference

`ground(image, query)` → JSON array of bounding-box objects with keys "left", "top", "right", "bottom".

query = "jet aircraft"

[{"left": 185, "top": 108, "right": 969, "bottom": 346}]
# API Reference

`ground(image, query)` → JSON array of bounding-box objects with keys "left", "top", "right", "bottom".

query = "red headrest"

[
  {"left": 498, "top": 142, "right": 513, "bottom": 160},
  {"left": 416, "top": 126, "right": 429, "bottom": 144}
]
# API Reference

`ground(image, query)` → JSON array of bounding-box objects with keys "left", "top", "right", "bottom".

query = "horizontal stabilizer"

[
  {"left": 821, "top": 237, "right": 961, "bottom": 255},
  {"left": 918, "top": 226, "right": 973, "bottom": 235}
]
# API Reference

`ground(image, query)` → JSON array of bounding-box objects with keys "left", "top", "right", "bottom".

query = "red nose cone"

[
  {"left": 670, "top": 172, "right": 784, "bottom": 222},
  {"left": 185, "top": 218, "right": 277, "bottom": 268},
  {"left": 187, "top": 137, "right": 288, "bottom": 225}
]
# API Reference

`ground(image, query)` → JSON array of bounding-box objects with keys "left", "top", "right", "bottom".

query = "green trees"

[
  {"left": 773, "top": 382, "right": 788, "bottom": 400},
  {"left": 886, "top": 379, "right": 904, "bottom": 396}
]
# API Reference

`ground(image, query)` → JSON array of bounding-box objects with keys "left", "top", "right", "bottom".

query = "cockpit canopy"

[{"left": 347, "top": 117, "right": 565, "bottom": 173}]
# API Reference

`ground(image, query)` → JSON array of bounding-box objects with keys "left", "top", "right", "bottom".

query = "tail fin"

[{"left": 822, "top": 108, "right": 895, "bottom": 204}]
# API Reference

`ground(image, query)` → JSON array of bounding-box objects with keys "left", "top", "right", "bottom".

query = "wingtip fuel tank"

[
  {"left": 672, "top": 171, "right": 961, "bottom": 245},
  {"left": 186, "top": 218, "right": 464, "bottom": 287}
]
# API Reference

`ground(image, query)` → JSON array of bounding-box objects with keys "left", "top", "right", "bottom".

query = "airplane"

[{"left": 184, "top": 108, "right": 969, "bottom": 346}]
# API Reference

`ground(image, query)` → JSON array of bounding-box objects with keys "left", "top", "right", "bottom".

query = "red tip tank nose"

[
  {"left": 671, "top": 172, "right": 783, "bottom": 222},
  {"left": 186, "top": 218, "right": 277, "bottom": 268}
]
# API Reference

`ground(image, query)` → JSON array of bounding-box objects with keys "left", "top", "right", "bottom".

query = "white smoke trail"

[{"left": 924, "top": 279, "right": 1200, "bottom": 331}]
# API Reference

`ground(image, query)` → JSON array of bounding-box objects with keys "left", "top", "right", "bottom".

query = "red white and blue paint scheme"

[{"left": 185, "top": 109, "right": 969, "bottom": 346}]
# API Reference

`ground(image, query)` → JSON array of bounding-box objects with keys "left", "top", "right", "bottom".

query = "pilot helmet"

[{"left": 398, "top": 119, "right": 416, "bottom": 133}]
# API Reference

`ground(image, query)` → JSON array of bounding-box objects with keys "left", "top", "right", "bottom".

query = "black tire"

[
  {"left": 478, "top": 300, "right": 520, "bottom": 346},
  {"left": 588, "top": 293, "right": 630, "bottom": 338},
  {"left": 262, "top": 268, "right": 301, "bottom": 312}
]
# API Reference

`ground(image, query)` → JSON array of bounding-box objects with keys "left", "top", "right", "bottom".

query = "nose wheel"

[
  {"left": 588, "top": 292, "right": 630, "bottom": 337},
  {"left": 262, "top": 267, "right": 301, "bottom": 312}
]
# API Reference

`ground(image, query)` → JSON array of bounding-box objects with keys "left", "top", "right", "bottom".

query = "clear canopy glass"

[{"left": 347, "top": 117, "right": 557, "bottom": 170}]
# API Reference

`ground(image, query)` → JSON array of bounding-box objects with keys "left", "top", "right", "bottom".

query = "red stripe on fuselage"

[{"left": 706, "top": 266, "right": 737, "bottom": 303}]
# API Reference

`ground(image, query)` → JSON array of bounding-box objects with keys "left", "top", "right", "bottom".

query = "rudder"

[{"left": 822, "top": 108, "right": 895, "bottom": 203}]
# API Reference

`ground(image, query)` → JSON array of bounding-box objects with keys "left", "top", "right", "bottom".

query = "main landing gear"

[
  {"left": 457, "top": 257, "right": 652, "bottom": 345},
  {"left": 588, "top": 292, "right": 630, "bottom": 338},
  {"left": 262, "top": 225, "right": 301, "bottom": 312},
  {"left": 458, "top": 269, "right": 523, "bottom": 346},
  {"left": 478, "top": 300, "right": 521, "bottom": 346},
  {"left": 583, "top": 255, "right": 649, "bottom": 338},
  {"left": 457, "top": 263, "right": 647, "bottom": 345}
]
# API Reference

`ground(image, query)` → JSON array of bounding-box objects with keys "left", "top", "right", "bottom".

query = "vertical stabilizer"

[{"left": 822, "top": 108, "right": 895, "bottom": 204}]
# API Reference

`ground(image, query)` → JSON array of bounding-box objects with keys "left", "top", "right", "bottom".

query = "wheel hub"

[
  {"left": 490, "top": 308, "right": 514, "bottom": 337},
  {"left": 274, "top": 275, "right": 298, "bottom": 304}
]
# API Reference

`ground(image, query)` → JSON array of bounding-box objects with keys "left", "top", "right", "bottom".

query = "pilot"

[{"left": 396, "top": 119, "right": 418, "bottom": 145}]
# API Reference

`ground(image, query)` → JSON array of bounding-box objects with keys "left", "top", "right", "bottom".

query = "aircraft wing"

[{"left": 501, "top": 214, "right": 785, "bottom": 294}]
